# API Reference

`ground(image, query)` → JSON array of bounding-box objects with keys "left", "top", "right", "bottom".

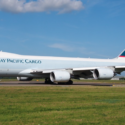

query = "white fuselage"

[{"left": 0, "top": 51, "right": 125, "bottom": 77}]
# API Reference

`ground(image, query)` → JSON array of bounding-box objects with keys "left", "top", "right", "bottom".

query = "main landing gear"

[
  {"left": 67, "top": 80, "right": 73, "bottom": 85},
  {"left": 45, "top": 78, "right": 73, "bottom": 85},
  {"left": 58, "top": 80, "right": 73, "bottom": 85},
  {"left": 45, "top": 78, "right": 53, "bottom": 84}
]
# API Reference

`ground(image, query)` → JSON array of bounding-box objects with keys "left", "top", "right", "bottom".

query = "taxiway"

[{"left": 0, "top": 81, "right": 114, "bottom": 86}]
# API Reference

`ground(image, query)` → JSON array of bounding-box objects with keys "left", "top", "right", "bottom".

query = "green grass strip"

[{"left": 0, "top": 86, "right": 125, "bottom": 125}]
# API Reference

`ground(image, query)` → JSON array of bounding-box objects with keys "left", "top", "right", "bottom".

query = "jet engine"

[
  {"left": 17, "top": 77, "right": 33, "bottom": 81},
  {"left": 93, "top": 68, "right": 114, "bottom": 80},
  {"left": 50, "top": 70, "right": 71, "bottom": 82}
]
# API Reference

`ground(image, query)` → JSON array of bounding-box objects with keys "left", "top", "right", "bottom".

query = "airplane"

[{"left": 0, "top": 50, "right": 125, "bottom": 84}]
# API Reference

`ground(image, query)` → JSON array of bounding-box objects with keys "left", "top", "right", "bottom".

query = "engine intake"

[
  {"left": 93, "top": 68, "right": 114, "bottom": 80},
  {"left": 50, "top": 70, "right": 70, "bottom": 82}
]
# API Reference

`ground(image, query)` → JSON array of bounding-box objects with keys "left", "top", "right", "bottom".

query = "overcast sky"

[{"left": 0, "top": 0, "right": 125, "bottom": 59}]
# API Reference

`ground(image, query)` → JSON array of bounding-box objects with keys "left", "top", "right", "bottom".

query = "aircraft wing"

[
  {"left": 29, "top": 67, "right": 97, "bottom": 80},
  {"left": 115, "top": 66, "right": 125, "bottom": 69},
  {"left": 31, "top": 69, "right": 73, "bottom": 74},
  {"left": 29, "top": 66, "right": 125, "bottom": 74},
  {"left": 28, "top": 67, "right": 99, "bottom": 80},
  {"left": 19, "top": 66, "right": 125, "bottom": 80},
  {"left": 115, "top": 66, "right": 125, "bottom": 74},
  {"left": 73, "top": 67, "right": 98, "bottom": 71},
  {"left": 29, "top": 67, "right": 95, "bottom": 79},
  {"left": 30, "top": 67, "right": 97, "bottom": 74},
  {"left": 73, "top": 66, "right": 125, "bottom": 74}
]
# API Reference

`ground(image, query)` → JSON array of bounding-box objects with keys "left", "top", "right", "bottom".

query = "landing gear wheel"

[
  {"left": 45, "top": 78, "right": 53, "bottom": 84},
  {"left": 58, "top": 80, "right": 73, "bottom": 85},
  {"left": 67, "top": 80, "right": 73, "bottom": 85},
  {"left": 58, "top": 82, "right": 63, "bottom": 85}
]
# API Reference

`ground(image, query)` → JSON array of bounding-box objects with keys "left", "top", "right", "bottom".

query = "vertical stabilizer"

[{"left": 118, "top": 49, "right": 125, "bottom": 59}]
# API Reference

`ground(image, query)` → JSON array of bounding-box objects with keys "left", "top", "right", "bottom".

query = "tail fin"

[{"left": 118, "top": 49, "right": 125, "bottom": 59}]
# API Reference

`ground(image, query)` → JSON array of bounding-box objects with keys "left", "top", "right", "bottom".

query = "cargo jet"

[{"left": 0, "top": 50, "right": 125, "bottom": 84}]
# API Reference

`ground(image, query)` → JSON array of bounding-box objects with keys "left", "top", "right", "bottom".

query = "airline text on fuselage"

[{"left": 0, "top": 59, "right": 42, "bottom": 64}]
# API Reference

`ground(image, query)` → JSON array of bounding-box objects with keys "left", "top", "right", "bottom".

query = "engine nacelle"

[
  {"left": 93, "top": 68, "right": 114, "bottom": 80},
  {"left": 17, "top": 77, "right": 33, "bottom": 81},
  {"left": 50, "top": 70, "right": 71, "bottom": 82}
]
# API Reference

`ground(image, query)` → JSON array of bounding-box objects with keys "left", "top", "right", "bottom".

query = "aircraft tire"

[
  {"left": 58, "top": 80, "right": 73, "bottom": 85},
  {"left": 45, "top": 78, "right": 53, "bottom": 84},
  {"left": 67, "top": 80, "right": 73, "bottom": 85}
]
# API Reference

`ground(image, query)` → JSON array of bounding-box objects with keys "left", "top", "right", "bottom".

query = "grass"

[{"left": 0, "top": 86, "right": 125, "bottom": 125}]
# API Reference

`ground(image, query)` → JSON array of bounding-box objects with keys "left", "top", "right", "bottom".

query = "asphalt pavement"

[{"left": 0, "top": 81, "right": 115, "bottom": 86}]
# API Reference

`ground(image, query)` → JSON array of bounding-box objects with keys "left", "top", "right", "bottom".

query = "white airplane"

[{"left": 0, "top": 50, "right": 125, "bottom": 84}]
